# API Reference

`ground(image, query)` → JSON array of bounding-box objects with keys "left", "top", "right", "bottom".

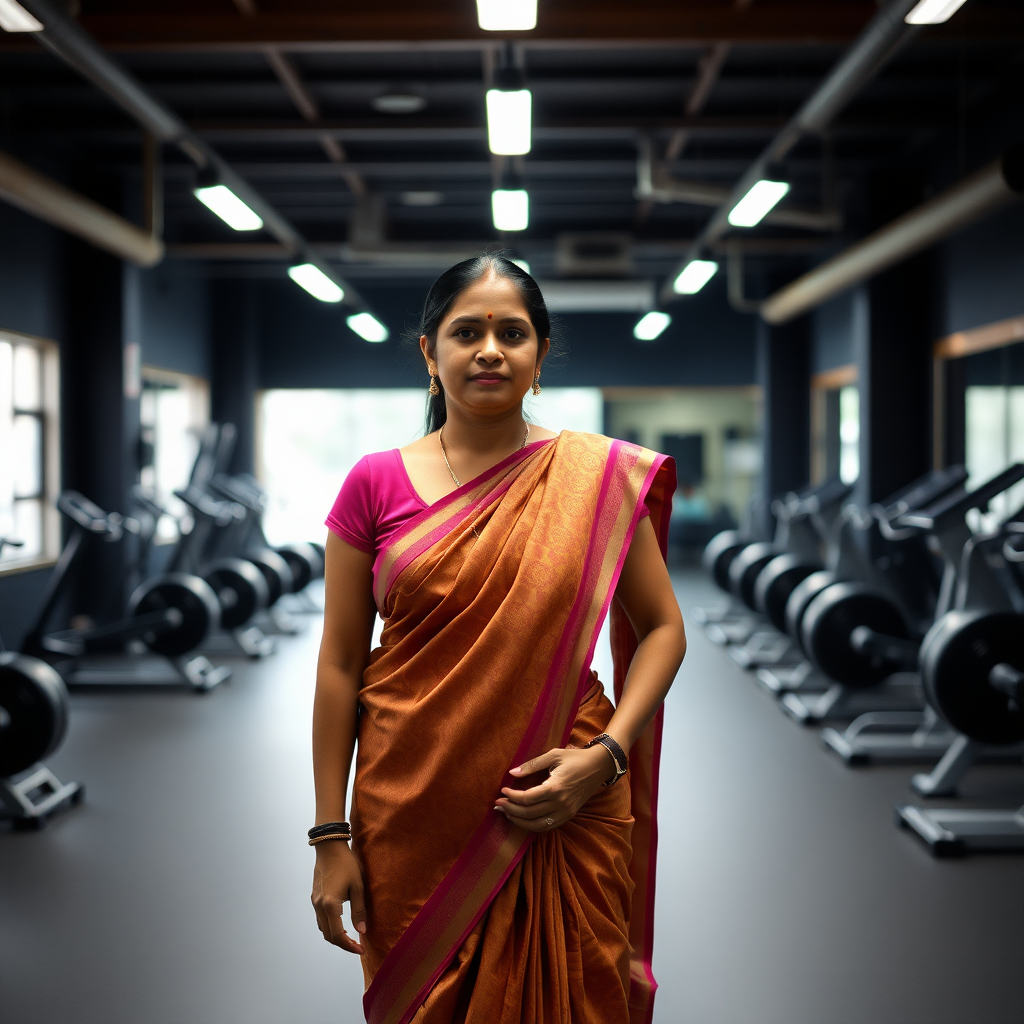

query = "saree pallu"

[{"left": 353, "top": 431, "right": 675, "bottom": 1024}]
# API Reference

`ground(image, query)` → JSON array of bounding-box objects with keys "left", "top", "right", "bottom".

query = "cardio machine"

[
  {"left": 22, "top": 492, "right": 230, "bottom": 692},
  {"left": 0, "top": 537, "right": 84, "bottom": 827}
]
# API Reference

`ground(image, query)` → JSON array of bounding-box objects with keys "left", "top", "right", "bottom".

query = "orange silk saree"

[{"left": 353, "top": 431, "right": 675, "bottom": 1024}]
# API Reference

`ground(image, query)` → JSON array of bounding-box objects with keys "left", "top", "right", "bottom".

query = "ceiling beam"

[{"left": 53, "top": 5, "right": 890, "bottom": 51}]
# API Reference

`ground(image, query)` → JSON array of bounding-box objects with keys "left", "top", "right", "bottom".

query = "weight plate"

[
  {"left": 802, "top": 581, "right": 911, "bottom": 688},
  {"left": 129, "top": 573, "right": 220, "bottom": 657},
  {"left": 0, "top": 653, "right": 69, "bottom": 777},
  {"left": 203, "top": 558, "right": 269, "bottom": 630},
  {"left": 727, "top": 542, "right": 780, "bottom": 609},
  {"left": 754, "top": 554, "right": 821, "bottom": 632},
  {"left": 275, "top": 543, "right": 320, "bottom": 592},
  {"left": 784, "top": 570, "right": 838, "bottom": 650},
  {"left": 920, "top": 610, "right": 1024, "bottom": 746},
  {"left": 307, "top": 542, "right": 326, "bottom": 576},
  {"left": 246, "top": 549, "right": 294, "bottom": 603},
  {"left": 702, "top": 531, "right": 747, "bottom": 593}
]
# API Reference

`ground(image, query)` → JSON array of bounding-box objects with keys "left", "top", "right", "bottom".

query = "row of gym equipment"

[
  {"left": 696, "top": 462, "right": 1024, "bottom": 857},
  {"left": 0, "top": 422, "right": 325, "bottom": 830}
]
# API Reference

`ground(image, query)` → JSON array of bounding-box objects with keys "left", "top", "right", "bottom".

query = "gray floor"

[{"left": 2, "top": 571, "right": 1023, "bottom": 1024}]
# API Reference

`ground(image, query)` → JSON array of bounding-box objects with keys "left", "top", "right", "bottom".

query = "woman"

[{"left": 311, "top": 255, "right": 686, "bottom": 1024}]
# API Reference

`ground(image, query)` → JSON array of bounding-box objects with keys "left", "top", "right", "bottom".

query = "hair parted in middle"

[{"left": 417, "top": 252, "right": 553, "bottom": 434}]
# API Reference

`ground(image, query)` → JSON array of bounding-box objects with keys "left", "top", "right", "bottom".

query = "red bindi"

[{"left": 487, "top": 312, "right": 493, "bottom": 319}]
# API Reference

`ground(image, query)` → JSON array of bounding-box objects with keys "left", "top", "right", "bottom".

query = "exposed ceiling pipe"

[
  {"left": 761, "top": 147, "right": 1024, "bottom": 324},
  {"left": 19, "top": 0, "right": 365, "bottom": 307},
  {"left": 660, "top": 0, "right": 923, "bottom": 304},
  {"left": 0, "top": 148, "right": 163, "bottom": 266}
]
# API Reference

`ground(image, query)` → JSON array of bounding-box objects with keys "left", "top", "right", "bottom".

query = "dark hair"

[{"left": 418, "top": 253, "right": 552, "bottom": 433}]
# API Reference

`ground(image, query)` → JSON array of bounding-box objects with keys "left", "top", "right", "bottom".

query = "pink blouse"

[{"left": 326, "top": 442, "right": 649, "bottom": 564}]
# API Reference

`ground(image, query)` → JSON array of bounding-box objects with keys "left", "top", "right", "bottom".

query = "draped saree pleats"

[{"left": 353, "top": 432, "right": 675, "bottom": 1024}]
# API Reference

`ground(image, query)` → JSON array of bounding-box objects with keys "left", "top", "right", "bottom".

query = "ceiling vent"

[{"left": 555, "top": 232, "right": 633, "bottom": 278}]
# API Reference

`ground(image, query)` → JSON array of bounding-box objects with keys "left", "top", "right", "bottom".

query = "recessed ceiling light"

[
  {"left": 0, "top": 0, "right": 43, "bottom": 33},
  {"left": 372, "top": 94, "right": 426, "bottom": 115},
  {"left": 400, "top": 191, "right": 444, "bottom": 207},
  {"left": 905, "top": 0, "right": 969, "bottom": 24}
]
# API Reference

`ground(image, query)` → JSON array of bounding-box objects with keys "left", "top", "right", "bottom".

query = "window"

[
  {"left": 140, "top": 368, "right": 210, "bottom": 543},
  {"left": 965, "top": 384, "right": 1024, "bottom": 531},
  {"left": 0, "top": 331, "right": 60, "bottom": 572}
]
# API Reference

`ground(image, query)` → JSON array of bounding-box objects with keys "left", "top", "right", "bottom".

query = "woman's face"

[{"left": 421, "top": 270, "right": 549, "bottom": 421}]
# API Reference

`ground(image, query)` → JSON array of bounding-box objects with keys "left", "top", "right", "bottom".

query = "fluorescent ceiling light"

[
  {"left": 511, "top": 258, "right": 531, "bottom": 274},
  {"left": 347, "top": 312, "right": 389, "bottom": 343},
  {"left": 476, "top": 0, "right": 537, "bottom": 31},
  {"left": 486, "top": 89, "right": 532, "bottom": 156},
  {"left": 905, "top": 0, "right": 969, "bottom": 24},
  {"left": 194, "top": 184, "right": 264, "bottom": 231},
  {"left": 633, "top": 311, "right": 672, "bottom": 341},
  {"left": 727, "top": 179, "right": 791, "bottom": 228},
  {"left": 288, "top": 264, "right": 344, "bottom": 303},
  {"left": 371, "top": 93, "right": 426, "bottom": 114},
  {"left": 492, "top": 190, "right": 529, "bottom": 232},
  {"left": 0, "top": 0, "right": 42, "bottom": 32},
  {"left": 672, "top": 260, "right": 719, "bottom": 295}
]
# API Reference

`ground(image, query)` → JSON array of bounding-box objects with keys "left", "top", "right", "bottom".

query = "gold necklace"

[{"left": 438, "top": 422, "right": 530, "bottom": 488}]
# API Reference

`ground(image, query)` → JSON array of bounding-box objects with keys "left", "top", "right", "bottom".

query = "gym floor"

[{"left": 1, "top": 570, "right": 1022, "bottom": 1024}]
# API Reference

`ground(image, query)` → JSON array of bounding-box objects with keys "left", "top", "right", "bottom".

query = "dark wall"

[
  {"left": 811, "top": 289, "right": 862, "bottom": 374},
  {"left": 256, "top": 274, "right": 758, "bottom": 390},
  {"left": 126, "top": 262, "right": 210, "bottom": 378}
]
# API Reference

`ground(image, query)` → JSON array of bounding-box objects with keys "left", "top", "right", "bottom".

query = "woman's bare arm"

[
  {"left": 311, "top": 531, "right": 376, "bottom": 953},
  {"left": 497, "top": 515, "right": 686, "bottom": 830}
]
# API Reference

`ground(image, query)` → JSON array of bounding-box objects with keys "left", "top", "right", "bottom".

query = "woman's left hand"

[{"left": 495, "top": 744, "right": 618, "bottom": 832}]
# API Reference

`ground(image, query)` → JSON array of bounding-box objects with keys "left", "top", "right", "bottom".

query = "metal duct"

[
  {"left": 660, "top": 0, "right": 922, "bottom": 303},
  {"left": 761, "top": 147, "right": 1024, "bottom": 325},
  {"left": 19, "top": 0, "right": 361, "bottom": 304},
  {"left": 0, "top": 149, "right": 163, "bottom": 266}
]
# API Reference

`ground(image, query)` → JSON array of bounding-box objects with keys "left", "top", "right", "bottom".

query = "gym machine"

[
  {"left": 755, "top": 466, "right": 965, "bottom": 699},
  {"left": 0, "top": 537, "right": 83, "bottom": 828},
  {"left": 818, "top": 464, "right": 1024, "bottom": 760},
  {"left": 897, "top": 517, "right": 1024, "bottom": 855},
  {"left": 22, "top": 492, "right": 230, "bottom": 692}
]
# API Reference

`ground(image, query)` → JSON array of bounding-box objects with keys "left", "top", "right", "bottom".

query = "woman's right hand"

[{"left": 311, "top": 841, "right": 367, "bottom": 954}]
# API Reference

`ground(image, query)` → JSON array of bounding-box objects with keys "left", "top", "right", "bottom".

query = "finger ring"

[{"left": 545, "top": 817, "right": 555, "bottom": 828}]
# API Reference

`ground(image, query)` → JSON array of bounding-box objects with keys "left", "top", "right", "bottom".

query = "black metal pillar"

[{"left": 210, "top": 279, "right": 259, "bottom": 476}]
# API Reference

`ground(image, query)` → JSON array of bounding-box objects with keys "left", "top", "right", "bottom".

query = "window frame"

[{"left": 0, "top": 329, "right": 60, "bottom": 576}]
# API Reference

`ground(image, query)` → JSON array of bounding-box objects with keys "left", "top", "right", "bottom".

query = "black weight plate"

[
  {"left": 802, "top": 581, "right": 911, "bottom": 688},
  {"left": 129, "top": 573, "right": 220, "bottom": 656},
  {"left": 275, "top": 544, "right": 318, "bottom": 592},
  {"left": 203, "top": 557, "right": 269, "bottom": 629},
  {"left": 702, "top": 531, "right": 748, "bottom": 593},
  {"left": 308, "top": 542, "right": 326, "bottom": 576},
  {"left": 0, "top": 653, "right": 69, "bottom": 777},
  {"left": 728, "top": 542, "right": 780, "bottom": 610},
  {"left": 754, "top": 554, "right": 821, "bottom": 632},
  {"left": 246, "top": 548, "right": 294, "bottom": 603},
  {"left": 785, "top": 570, "right": 838, "bottom": 649},
  {"left": 921, "top": 610, "right": 1024, "bottom": 746}
]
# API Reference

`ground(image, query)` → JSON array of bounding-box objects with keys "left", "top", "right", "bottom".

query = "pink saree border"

[
  {"left": 363, "top": 439, "right": 670, "bottom": 1024},
  {"left": 371, "top": 438, "right": 553, "bottom": 610}
]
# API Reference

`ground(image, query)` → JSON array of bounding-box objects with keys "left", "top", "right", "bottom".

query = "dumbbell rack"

[{"left": 896, "top": 802, "right": 1024, "bottom": 855}]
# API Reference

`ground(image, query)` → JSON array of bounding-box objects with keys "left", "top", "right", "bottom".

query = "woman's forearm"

[
  {"left": 312, "top": 661, "right": 362, "bottom": 823},
  {"left": 603, "top": 619, "right": 686, "bottom": 755}
]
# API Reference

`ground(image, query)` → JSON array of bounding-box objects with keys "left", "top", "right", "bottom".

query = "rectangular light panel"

[
  {"left": 347, "top": 312, "right": 389, "bottom": 343},
  {"left": 492, "top": 190, "right": 529, "bottom": 232},
  {"left": 633, "top": 311, "right": 672, "bottom": 341},
  {"left": 486, "top": 89, "right": 532, "bottom": 156},
  {"left": 672, "top": 260, "right": 719, "bottom": 295},
  {"left": 0, "top": 0, "right": 43, "bottom": 32},
  {"left": 288, "top": 264, "right": 344, "bottom": 303},
  {"left": 905, "top": 0, "right": 969, "bottom": 24},
  {"left": 194, "top": 184, "right": 264, "bottom": 231},
  {"left": 727, "top": 179, "right": 791, "bottom": 228},
  {"left": 476, "top": 0, "right": 537, "bottom": 31}
]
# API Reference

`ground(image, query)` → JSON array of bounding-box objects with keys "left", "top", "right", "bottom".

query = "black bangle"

[
  {"left": 308, "top": 821, "right": 351, "bottom": 841},
  {"left": 585, "top": 733, "right": 628, "bottom": 786}
]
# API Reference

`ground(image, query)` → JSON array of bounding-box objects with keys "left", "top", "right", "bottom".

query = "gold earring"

[
  {"left": 429, "top": 374, "right": 440, "bottom": 396},
  {"left": 532, "top": 373, "right": 542, "bottom": 396}
]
